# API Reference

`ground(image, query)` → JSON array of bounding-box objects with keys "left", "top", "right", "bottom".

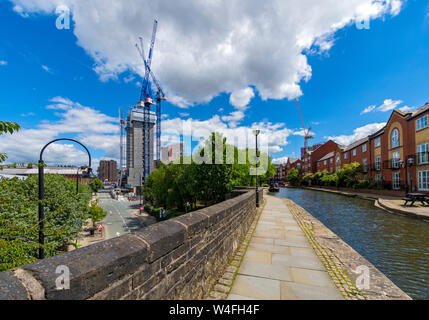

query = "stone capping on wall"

[{"left": 0, "top": 189, "right": 261, "bottom": 300}]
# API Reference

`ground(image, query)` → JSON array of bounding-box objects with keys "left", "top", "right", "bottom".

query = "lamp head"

[{"left": 253, "top": 129, "right": 260, "bottom": 137}]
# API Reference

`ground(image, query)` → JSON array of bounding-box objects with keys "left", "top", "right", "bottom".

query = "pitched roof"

[
  {"left": 288, "top": 157, "right": 299, "bottom": 164},
  {"left": 318, "top": 151, "right": 335, "bottom": 162},
  {"left": 342, "top": 137, "right": 368, "bottom": 152},
  {"left": 410, "top": 102, "right": 429, "bottom": 119}
]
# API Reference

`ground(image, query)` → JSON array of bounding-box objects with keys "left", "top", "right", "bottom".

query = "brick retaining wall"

[{"left": 0, "top": 190, "right": 262, "bottom": 300}]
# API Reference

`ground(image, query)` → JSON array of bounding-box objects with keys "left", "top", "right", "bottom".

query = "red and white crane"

[{"left": 295, "top": 98, "right": 314, "bottom": 153}]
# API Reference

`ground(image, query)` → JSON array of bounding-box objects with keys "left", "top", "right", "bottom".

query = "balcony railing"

[
  {"left": 370, "top": 163, "right": 382, "bottom": 171},
  {"left": 383, "top": 159, "right": 402, "bottom": 170},
  {"left": 408, "top": 152, "right": 429, "bottom": 166}
]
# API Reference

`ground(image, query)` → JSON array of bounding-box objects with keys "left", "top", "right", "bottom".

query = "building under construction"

[
  {"left": 118, "top": 19, "right": 165, "bottom": 191},
  {"left": 124, "top": 107, "right": 156, "bottom": 188}
]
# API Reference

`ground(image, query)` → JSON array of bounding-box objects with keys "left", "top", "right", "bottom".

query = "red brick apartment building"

[
  {"left": 98, "top": 160, "right": 118, "bottom": 183},
  {"left": 280, "top": 102, "right": 429, "bottom": 193}
]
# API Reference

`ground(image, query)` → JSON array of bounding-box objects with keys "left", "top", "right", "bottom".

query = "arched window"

[{"left": 391, "top": 128, "right": 399, "bottom": 148}]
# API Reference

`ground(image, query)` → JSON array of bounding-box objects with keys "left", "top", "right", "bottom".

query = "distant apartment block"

[
  {"left": 98, "top": 160, "right": 118, "bottom": 183},
  {"left": 161, "top": 143, "right": 184, "bottom": 164}
]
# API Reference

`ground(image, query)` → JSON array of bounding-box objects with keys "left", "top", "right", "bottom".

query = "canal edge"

[{"left": 283, "top": 198, "right": 411, "bottom": 300}]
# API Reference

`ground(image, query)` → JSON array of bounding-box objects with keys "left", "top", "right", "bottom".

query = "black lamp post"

[
  {"left": 400, "top": 157, "right": 414, "bottom": 195},
  {"left": 253, "top": 129, "right": 260, "bottom": 208},
  {"left": 38, "top": 138, "right": 92, "bottom": 259}
]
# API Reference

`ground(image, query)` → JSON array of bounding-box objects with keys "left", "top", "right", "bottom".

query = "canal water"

[{"left": 275, "top": 187, "right": 429, "bottom": 300}]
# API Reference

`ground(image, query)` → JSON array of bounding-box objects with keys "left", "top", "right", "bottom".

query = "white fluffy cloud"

[
  {"left": 161, "top": 115, "right": 295, "bottom": 154},
  {"left": 230, "top": 87, "right": 255, "bottom": 110},
  {"left": 0, "top": 60, "right": 7, "bottom": 66},
  {"left": 272, "top": 156, "right": 289, "bottom": 165},
  {"left": 0, "top": 97, "right": 119, "bottom": 167},
  {"left": 10, "top": 0, "right": 403, "bottom": 108},
  {"left": 326, "top": 122, "right": 386, "bottom": 146},
  {"left": 361, "top": 99, "right": 403, "bottom": 114}
]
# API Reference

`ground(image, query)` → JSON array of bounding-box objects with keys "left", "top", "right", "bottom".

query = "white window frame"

[
  {"left": 392, "top": 151, "right": 400, "bottom": 169},
  {"left": 376, "top": 173, "right": 382, "bottom": 182},
  {"left": 417, "top": 115, "right": 428, "bottom": 131},
  {"left": 352, "top": 149, "right": 356, "bottom": 156},
  {"left": 362, "top": 144, "right": 367, "bottom": 153},
  {"left": 391, "top": 128, "right": 399, "bottom": 148},
  {"left": 417, "top": 143, "right": 429, "bottom": 165},
  {"left": 418, "top": 170, "right": 429, "bottom": 191},
  {"left": 393, "top": 172, "right": 401, "bottom": 190},
  {"left": 374, "top": 137, "right": 381, "bottom": 148},
  {"left": 375, "top": 156, "right": 381, "bottom": 171}
]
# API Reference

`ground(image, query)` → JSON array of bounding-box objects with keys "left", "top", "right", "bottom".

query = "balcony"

[
  {"left": 383, "top": 159, "right": 402, "bottom": 170},
  {"left": 370, "top": 163, "right": 382, "bottom": 171},
  {"left": 408, "top": 152, "right": 429, "bottom": 166}
]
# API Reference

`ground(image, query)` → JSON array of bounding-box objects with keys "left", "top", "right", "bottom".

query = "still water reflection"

[{"left": 275, "top": 188, "right": 429, "bottom": 300}]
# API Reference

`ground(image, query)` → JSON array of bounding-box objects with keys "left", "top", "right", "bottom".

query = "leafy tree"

[
  {"left": 336, "top": 162, "right": 363, "bottom": 188},
  {"left": 89, "top": 178, "right": 103, "bottom": 193},
  {"left": 89, "top": 200, "right": 107, "bottom": 227},
  {"left": 0, "top": 121, "right": 20, "bottom": 163},
  {"left": 286, "top": 168, "right": 302, "bottom": 186},
  {"left": 0, "top": 175, "right": 92, "bottom": 271}
]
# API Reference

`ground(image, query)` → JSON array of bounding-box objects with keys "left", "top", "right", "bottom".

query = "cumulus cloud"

[
  {"left": 326, "top": 122, "right": 386, "bottom": 146},
  {"left": 10, "top": 0, "right": 404, "bottom": 108},
  {"left": 161, "top": 115, "right": 294, "bottom": 154},
  {"left": 377, "top": 99, "right": 403, "bottom": 112},
  {"left": 272, "top": 156, "right": 289, "bottom": 165},
  {"left": 361, "top": 99, "right": 403, "bottom": 114},
  {"left": 0, "top": 61, "right": 7, "bottom": 66},
  {"left": 361, "top": 105, "right": 376, "bottom": 114},
  {"left": 230, "top": 87, "right": 255, "bottom": 110},
  {"left": 0, "top": 97, "right": 119, "bottom": 168}
]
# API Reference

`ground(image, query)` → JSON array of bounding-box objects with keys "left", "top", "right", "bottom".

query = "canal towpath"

[
  {"left": 227, "top": 195, "right": 344, "bottom": 300},
  {"left": 209, "top": 194, "right": 410, "bottom": 300}
]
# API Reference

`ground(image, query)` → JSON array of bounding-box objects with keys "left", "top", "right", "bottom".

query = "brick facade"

[{"left": 283, "top": 102, "right": 429, "bottom": 194}]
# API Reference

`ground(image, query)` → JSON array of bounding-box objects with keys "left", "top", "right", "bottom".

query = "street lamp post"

[
  {"left": 38, "top": 138, "right": 93, "bottom": 259},
  {"left": 253, "top": 129, "right": 260, "bottom": 208}
]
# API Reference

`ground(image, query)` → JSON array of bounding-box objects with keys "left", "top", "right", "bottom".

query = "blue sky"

[{"left": 1, "top": 0, "right": 428, "bottom": 167}]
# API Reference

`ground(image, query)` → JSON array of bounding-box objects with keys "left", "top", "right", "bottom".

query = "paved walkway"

[{"left": 228, "top": 196, "right": 343, "bottom": 300}]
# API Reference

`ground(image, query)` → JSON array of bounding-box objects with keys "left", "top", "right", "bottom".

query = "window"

[
  {"left": 418, "top": 171, "right": 429, "bottom": 191},
  {"left": 417, "top": 143, "right": 429, "bottom": 164},
  {"left": 393, "top": 172, "right": 401, "bottom": 190},
  {"left": 374, "top": 137, "right": 381, "bottom": 148},
  {"left": 376, "top": 156, "right": 381, "bottom": 171},
  {"left": 417, "top": 115, "right": 428, "bottom": 131},
  {"left": 330, "top": 158, "right": 333, "bottom": 164},
  {"left": 376, "top": 174, "right": 382, "bottom": 182},
  {"left": 391, "top": 128, "right": 399, "bottom": 148},
  {"left": 352, "top": 149, "right": 356, "bottom": 156},
  {"left": 336, "top": 156, "right": 340, "bottom": 170},
  {"left": 363, "top": 159, "right": 367, "bottom": 172},
  {"left": 392, "top": 151, "right": 400, "bottom": 169},
  {"left": 362, "top": 144, "right": 367, "bottom": 153},
  {"left": 344, "top": 153, "right": 348, "bottom": 159}
]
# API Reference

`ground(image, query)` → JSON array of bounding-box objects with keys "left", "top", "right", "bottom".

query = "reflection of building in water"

[
  {"left": 161, "top": 143, "right": 184, "bottom": 164},
  {"left": 126, "top": 107, "right": 156, "bottom": 187}
]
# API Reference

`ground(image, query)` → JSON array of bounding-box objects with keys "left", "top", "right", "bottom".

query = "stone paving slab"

[{"left": 228, "top": 195, "right": 343, "bottom": 300}]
